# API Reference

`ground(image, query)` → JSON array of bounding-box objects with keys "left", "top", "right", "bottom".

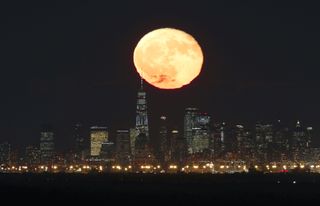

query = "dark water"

[{"left": 1, "top": 173, "right": 320, "bottom": 204}]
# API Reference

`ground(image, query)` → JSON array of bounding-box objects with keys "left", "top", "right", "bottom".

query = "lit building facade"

[
  {"left": 184, "top": 108, "right": 199, "bottom": 154},
  {"left": 135, "top": 79, "right": 149, "bottom": 139},
  {"left": 40, "top": 126, "right": 55, "bottom": 164},
  {"left": 191, "top": 113, "right": 211, "bottom": 154},
  {"left": 130, "top": 128, "right": 138, "bottom": 157},
  {"left": 90, "top": 126, "right": 108, "bottom": 157}
]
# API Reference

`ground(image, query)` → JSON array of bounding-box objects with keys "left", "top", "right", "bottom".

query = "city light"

[
  {"left": 169, "top": 165, "right": 178, "bottom": 169},
  {"left": 0, "top": 103, "right": 318, "bottom": 175}
]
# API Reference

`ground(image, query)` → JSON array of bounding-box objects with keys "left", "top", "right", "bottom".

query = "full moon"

[{"left": 133, "top": 28, "right": 203, "bottom": 89}]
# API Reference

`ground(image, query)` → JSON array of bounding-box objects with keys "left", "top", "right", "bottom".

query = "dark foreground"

[{"left": 1, "top": 173, "right": 320, "bottom": 204}]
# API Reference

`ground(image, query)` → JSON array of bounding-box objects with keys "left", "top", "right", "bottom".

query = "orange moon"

[{"left": 133, "top": 28, "right": 203, "bottom": 89}]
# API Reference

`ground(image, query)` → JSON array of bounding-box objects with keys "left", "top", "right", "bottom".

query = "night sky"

[{"left": 1, "top": 1, "right": 320, "bottom": 150}]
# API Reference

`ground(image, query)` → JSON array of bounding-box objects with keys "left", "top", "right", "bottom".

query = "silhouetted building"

[
  {"left": 309, "top": 147, "right": 320, "bottom": 162},
  {"left": 134, "top": 133, "right": 155, "bottom": 167},
  {"left": 74, "top": 123, "right": 86, "bottom": 161},
  {"left": 100, "top": 141, "right": 115, "bottom": 161},
  {"left": 116, "top": 129, "right": 131, "bottom": 165},
  {"left": 0, "top": 142, "right": 10, "bottom": 165},
  {"left": 272, "top": 120, "right": 290, "bottom": 162},
  {"left": 158, "top": 116, "right": 169, "bottom": 165},
  {"left": 212, "top": 122, "right": 226, "bottom": 159},
  {"left": 255, "top": 122, "right": 273, "bottom": 163},
  {"left": 90, "top": 126, "right": 108, "bottom": 157},
  {"left": 170, "top": 129, "right": 186, "bottom": 165},
  {"left": 291, "top": 121, "right": 311, "bottom": 162},
  {"left": 40, "top": 125, "right": 55, "bottom": 164},
  {"left": 25, "top": 146, "right": 40, "bottom": 166},
  {"left": 235, "top": 124, "right": 254, "bottom": 162}
]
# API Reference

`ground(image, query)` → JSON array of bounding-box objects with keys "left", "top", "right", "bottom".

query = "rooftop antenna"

[{"left": 140, "top": 77, "right": 143, "bottom": 90}]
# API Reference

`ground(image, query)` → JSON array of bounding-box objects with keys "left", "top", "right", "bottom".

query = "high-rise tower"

[
  {"left": 90, "top": 126, "right": 108, "bottom": 157},
  {"left": 135, "top": 79, "right": 149, "bottom": 139},
  {"left": 40, "top": 125, "right": 55, "bottom": 164},
  {"left": 184, "top": 108, "right": 199, "bottom": 154}
]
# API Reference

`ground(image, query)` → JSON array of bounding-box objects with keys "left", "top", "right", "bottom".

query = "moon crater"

[{"left": 133, "top": 28, "right": 203, "bottom": 89}]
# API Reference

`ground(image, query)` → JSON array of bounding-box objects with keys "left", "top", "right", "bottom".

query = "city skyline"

[
  {"left": 2, "top": 1, "right": 320, "bottom": 204},
  {"left": 0, "top": 80, "right": 319, "bottom": 151},
  {"left": 0, "top": 80, "right": 317, "bottom": 169},
  {"left": 2, "top": 1, "right": 320, "bottom": 150}
]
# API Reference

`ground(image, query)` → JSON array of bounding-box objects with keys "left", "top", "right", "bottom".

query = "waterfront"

[{"left": 1, "top": 173, "right": 320, "bottom": 204}]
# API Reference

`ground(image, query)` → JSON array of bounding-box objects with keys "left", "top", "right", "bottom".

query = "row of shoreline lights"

[{"left": 2, "top": 164, "right": 320, "bottom": 172}]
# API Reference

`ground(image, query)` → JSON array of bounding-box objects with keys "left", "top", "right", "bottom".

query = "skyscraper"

[
  {"left": 25, "top": 146, "right": 40, "bottom": 166},
  {"left": 184, "top": 107, "right": 199, "bottom": 154},
  {"left": 0, "top": 142, "right": 10, "bottom": 165},
  {"left": 135, "top": 79, "right": 149, "bottom": 139},
  {"left": 291, "top": 121, "right": 311, "bottom": 162},
  {"left": 100, "top": 141, "right": 115, "bottom": 161},
  {"left": 184, "top": 108, "right": 210, "bottom": 154},
  {"left": 234, "top": 124, "right": 254, "bottom": 163},
  {"left": 170, "top": 129, "right": 186, "bottom": 165},
  {"left": 255, "top": 122, "right": 273, "bottom": 163},
  {"left": 192, "top": 113, "right": 211, "bottom": 154},
  {"left": 212, "top": 122, "right": 226, "bottom": 159},
  {"left": 133, "top": 79, "right": 155, "bottom": 167},
  {"left": 158, "top": 116, "right": 169, "bottom": 165},
  {"left": 90, "top": 126, "right": 108, "bottom": 157},
  {"left": 129, "top": 128, "right": 139, "bottom": 157},
  {"left": 40, "top": 125, "right": 55, "bottom": 164},
  {"left": 74, "top": 123, "right": 86, "bottom": 161},
  {"left": 272, "top": 120, "right": 290, "bottom": 162},
  {"left": 115, "top": 129, "right": 131, "bottom": 165}
]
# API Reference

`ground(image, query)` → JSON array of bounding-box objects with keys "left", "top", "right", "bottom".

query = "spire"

[
  {"left": 140, "top": 77, "right": 144, "bottom": 90},
  {"left": 296, "top": 120, "right": 301, "bottom": 127}
]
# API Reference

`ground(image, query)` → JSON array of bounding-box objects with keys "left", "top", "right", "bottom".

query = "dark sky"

[{"left": 1, "top": 1, "right": 320, "bottom": 150}]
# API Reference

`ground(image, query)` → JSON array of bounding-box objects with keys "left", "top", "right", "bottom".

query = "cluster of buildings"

[{"left": 0, "top": 80, "right": 320, "bottom": 173}]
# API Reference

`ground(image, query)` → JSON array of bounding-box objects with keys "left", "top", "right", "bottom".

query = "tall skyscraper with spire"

[
  {"left": 133, "top": 79, "right": 156, "bottom": 168},
  {"left": 135, "top": 79, "right": 149, "bottom": 139}
]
